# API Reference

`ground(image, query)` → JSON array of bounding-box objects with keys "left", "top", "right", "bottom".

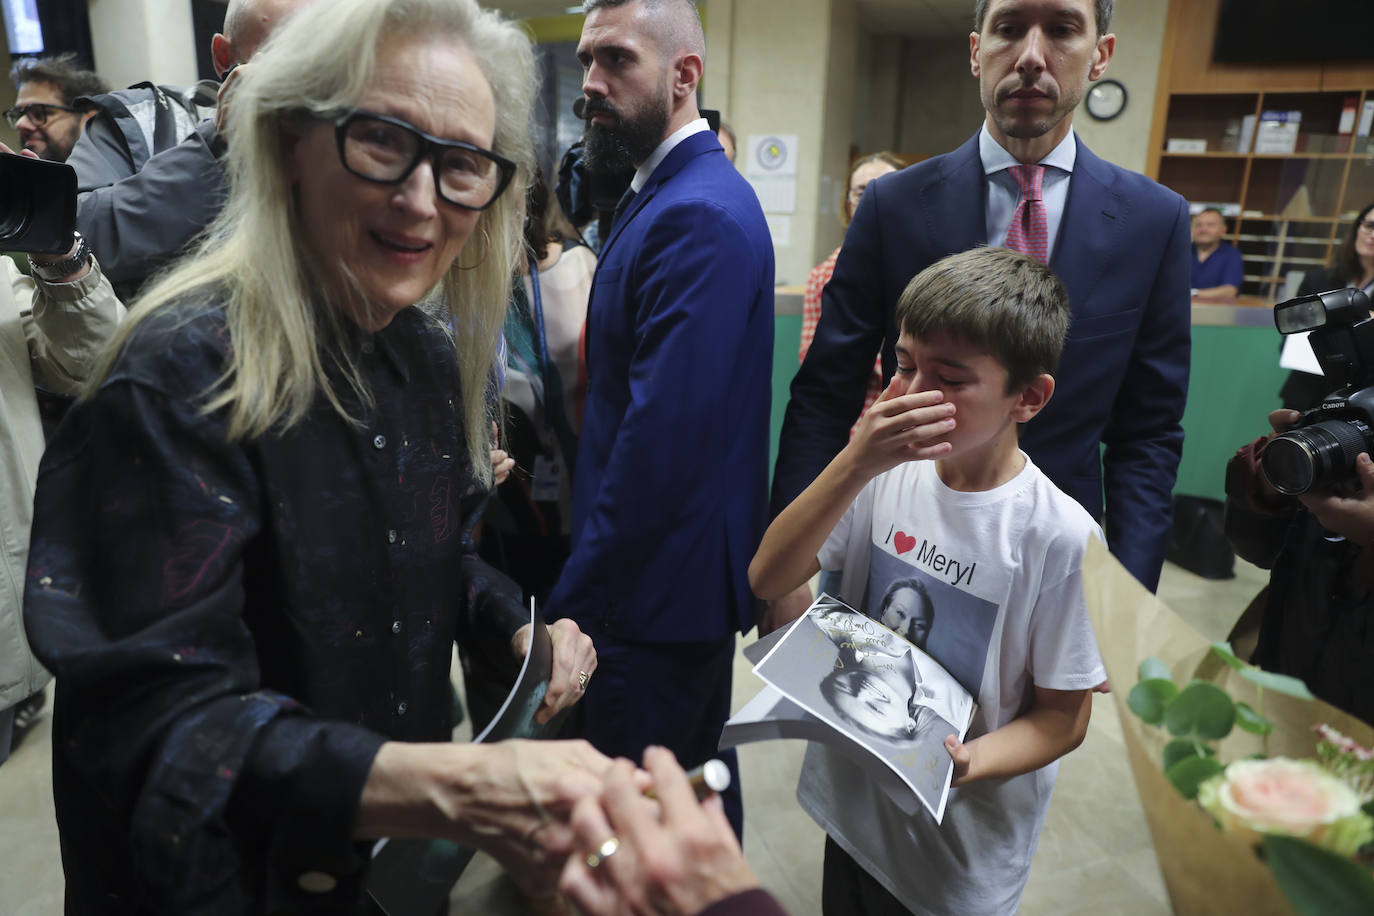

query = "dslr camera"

[
  {"left": 0, "top": 151, "right": 78, "bottom": 253},
  {"left": 1264, "top": 287, "right": 1374, "bottom": 495}
]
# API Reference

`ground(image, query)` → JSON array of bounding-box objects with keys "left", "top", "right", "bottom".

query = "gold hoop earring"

[{"left": 456, "top": 226, "right": 492, "bottom": 271}]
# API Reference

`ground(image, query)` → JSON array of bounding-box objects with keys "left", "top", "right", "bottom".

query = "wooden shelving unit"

[
  {"left": 1146, "top": 0, "right": 1374, "bottom": 302},
  {"left": 1153, "top": 90, "right": 1374, "bottom": 299}
]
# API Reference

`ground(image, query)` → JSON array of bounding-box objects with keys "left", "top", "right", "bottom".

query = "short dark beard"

[
  {"left": 582, "top": 91, "right": 670, "bottom": 177},
  {"left": 34, "top": 120, "right": 81, "bottom": 163}
]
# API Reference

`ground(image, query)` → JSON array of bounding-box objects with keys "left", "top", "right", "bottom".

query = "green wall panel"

[
  {"left": 771, "top": 314, "right": 803, "bottom": 485},
  {"left": 769, "top": 316, "right": 1293, "bottom": 504},
  {"left": 1175, "top": 325, "right": 1289, "bottom": 501}
]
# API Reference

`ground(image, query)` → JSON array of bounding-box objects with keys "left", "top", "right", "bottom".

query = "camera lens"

[
  {"left": 0, "top": 181, "right": 31, "bottom": 240},
  {"left": 1262, "top": 419, "right": 1374, "bottom": 494}
]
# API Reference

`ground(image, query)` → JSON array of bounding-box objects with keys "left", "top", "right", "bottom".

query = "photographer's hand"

[
  {"left": 1268, "top": 408, "right": 1302, "bottom": 435},
  {"left": 1298, "top": 452, "right": 1374, "bottom": 546},
  {"left": 1, "top": 140, "right": 94, "bottom": 283}
]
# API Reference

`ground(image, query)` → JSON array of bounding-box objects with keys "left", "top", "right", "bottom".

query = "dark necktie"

[{"left": 611, "top": 186, "right": 637, "bottom": 230}]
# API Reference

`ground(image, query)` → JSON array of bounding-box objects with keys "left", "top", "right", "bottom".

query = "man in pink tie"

[{"left": 772, "top": 0, "right": 1191, "bottom": 612}]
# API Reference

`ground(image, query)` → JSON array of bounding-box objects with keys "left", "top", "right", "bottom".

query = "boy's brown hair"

[{"left": 895, "top": 247, "right": 1071, "bottom": 392}]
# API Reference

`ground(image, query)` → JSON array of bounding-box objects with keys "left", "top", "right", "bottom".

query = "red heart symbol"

[{"left": 894, "top": 531, "right": 916, "bottom": 554}]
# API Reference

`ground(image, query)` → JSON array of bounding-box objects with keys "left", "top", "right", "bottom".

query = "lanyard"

[
  {"left": 522, "top": 251, "right": 579, "bottom": 476},
  {"left": 528, "top": 251, "right": 551, "bottom": 384}
]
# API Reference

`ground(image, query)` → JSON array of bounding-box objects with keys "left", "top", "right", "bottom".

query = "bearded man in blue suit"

[
  {"left": 774, "top": 0, "right": 1190, "bottom": 612},
  {"left": 546, "top": 0, "right": 773, "bottom": 836}
]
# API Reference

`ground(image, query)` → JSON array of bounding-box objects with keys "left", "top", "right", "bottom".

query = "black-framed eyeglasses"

[
  {"left": 330, "top": 108, "right": 516, "bottom": 212},
  {"left": 1359, "top": 219, "right": 1374, "bottom": 233},
  {"left": 4, "top": 102, "right": 77, "bottom": 128}
]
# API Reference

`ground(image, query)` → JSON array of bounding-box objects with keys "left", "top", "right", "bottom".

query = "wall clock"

[{"left": 1086, "top": 79, "right": 1128, "bottom": 121}]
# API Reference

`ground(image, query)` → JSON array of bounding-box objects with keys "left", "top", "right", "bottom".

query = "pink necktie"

[{"left": 1003, "top": 164, "right": 1049, "bottom": 264}]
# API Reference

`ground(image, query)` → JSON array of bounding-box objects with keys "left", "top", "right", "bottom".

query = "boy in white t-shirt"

[{"left": 750, "top": 247, "right": 1105, "bottom": 916}]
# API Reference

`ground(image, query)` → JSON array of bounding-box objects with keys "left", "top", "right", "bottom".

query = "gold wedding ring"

[
  {"left": 577, "top": 669, "right": 590, "bottom": 690},
  {"left": 585, "top": 836, "right": 619, "bottom": 869}
]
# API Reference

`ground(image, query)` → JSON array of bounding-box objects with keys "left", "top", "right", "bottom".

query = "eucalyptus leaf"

[
  {"left": 1162, "top": 738, "right": 1215, "bottom": 770},
  {"left": 1138, "top": 657, "right": 1172, "bottom": 683},
  {"left": 1165, "top": 754, "right": 1223, "bottom": 800},
  {"left": 1263, "top": 834, "right": 1374, "bottom": 915},
  {"left": 1240, "top": 667, "right": 1316, "bottom": 700},
  {"left": 1235, "top": 701, "right": 1274, "bottom": 736},
  {"left": 1210, "top": 641, "right": 1245, "bottom": 671},
  {"left": 1127, "top": 678, "right": 1179, "bottom": 725},
  {"left": 1164, "top": 681, "right": 1236, "bottom": 739}
]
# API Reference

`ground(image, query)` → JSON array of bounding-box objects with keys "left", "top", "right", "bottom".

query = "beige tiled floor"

[{"left": 0, "top": 559, "right": 1269, "bottom": 914}]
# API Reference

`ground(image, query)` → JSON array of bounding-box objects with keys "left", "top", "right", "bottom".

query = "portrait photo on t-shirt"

[{"left": 864, "top": 546, "right": 998, "bottom": 699}]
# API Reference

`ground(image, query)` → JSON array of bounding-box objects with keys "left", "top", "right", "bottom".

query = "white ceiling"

[{"left": 484, "top": 0, "right": 975, "bottom": 38}]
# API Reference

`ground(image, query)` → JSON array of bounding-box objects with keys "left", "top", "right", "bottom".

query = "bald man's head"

[
  {"left": 213, "top": 0, "right": 316, "bottom": 75},
  {"left": 582, "top": 0, "right": 705, "bottom": 63}
]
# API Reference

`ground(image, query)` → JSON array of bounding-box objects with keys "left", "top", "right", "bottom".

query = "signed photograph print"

[{"left": 754, "top": 602, "right": 971, "bottom": 820}]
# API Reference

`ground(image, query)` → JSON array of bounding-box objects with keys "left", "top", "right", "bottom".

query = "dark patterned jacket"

[{"left": 24, "top": 303, "right": 524, "bottom": 914}]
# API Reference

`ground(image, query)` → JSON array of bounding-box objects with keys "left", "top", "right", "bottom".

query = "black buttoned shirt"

[{"left": 25, "top": 303, "right": 523, "bottom": 914}]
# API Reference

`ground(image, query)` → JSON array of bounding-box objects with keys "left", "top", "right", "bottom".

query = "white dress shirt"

[{"left": 631, "top": 117, "right": 711, "bottom": 193}]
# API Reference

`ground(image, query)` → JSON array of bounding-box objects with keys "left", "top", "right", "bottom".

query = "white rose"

[{"left": 1197, "top": 758, "right": 1373, "bottom": 856}]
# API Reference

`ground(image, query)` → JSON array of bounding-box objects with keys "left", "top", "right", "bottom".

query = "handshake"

[{"left": 556, "top": 747, "right": 768, "bottom": 916}]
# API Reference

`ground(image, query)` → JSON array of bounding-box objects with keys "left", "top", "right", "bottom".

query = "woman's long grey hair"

[{"left": 88, "top": 0, "right": 536, "bottom": 484}]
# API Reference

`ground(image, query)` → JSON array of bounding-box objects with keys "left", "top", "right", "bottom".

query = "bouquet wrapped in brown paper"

[{"left": 1082, "top": 538, "right": 1374, "bottom": 915}]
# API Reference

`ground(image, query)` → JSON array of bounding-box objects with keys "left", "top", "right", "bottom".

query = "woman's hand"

[
  {"left": 559, "top": 747, "right": 759, "bottom": 916},
  {"left": 491, "top": 448, "right": 515, "bottom": 486},
  {"left": 357, "top": 739, "right": 613, "bottom": 896},
  {"left": 490, "top": 421, "right": 515, "bottom": 486},
  {"left": 513, "top": 617, "right": 597, "bottom": 724}
]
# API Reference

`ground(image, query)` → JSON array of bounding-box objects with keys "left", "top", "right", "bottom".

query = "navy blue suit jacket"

[
  {"left": 549, "top": 129, "right": 775, "bottom": 641},
  {"left": 774, "top": 133, "right": 1191, "bottom": 590}
]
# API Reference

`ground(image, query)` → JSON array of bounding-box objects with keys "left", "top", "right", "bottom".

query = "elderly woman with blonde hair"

[{"left": 23, "top": 0, "right": 609, "bottom": 911}]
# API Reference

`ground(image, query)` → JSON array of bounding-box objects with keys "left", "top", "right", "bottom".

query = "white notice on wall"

[
  {"left": 765, "top": 214, "right": 792, "bottom": 247},
  {"left": 1254, "top": 110, "right": 1302, "bottom": 155},
  {"left": 746, "top": 133, "right": 799, "bottom": 214}
]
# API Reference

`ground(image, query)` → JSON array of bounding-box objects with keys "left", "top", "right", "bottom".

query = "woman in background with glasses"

[
  {"left": 1280, "top": 200, "right": 1374, "bottom": 411},
  {"left": 798, "top": 153, "right": 904, "bottom": 425},
  {"left": 784, "top": 153, "right": 904, "bottom": 614},
  {"left": 23, "top": 1, "right": 609, "bottom": 912}
]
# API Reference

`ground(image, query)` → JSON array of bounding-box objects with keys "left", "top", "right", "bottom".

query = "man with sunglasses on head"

[
  {"left": 7, "top": 55, "right": 106, "bottom": 163},
  {"left": 65, "top": 0, "right": 314, "bottom": 300}
]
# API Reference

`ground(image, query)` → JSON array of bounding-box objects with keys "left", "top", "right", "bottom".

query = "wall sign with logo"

[{"left": 746, "top": 133, "right": 798, "bottom": 215}]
